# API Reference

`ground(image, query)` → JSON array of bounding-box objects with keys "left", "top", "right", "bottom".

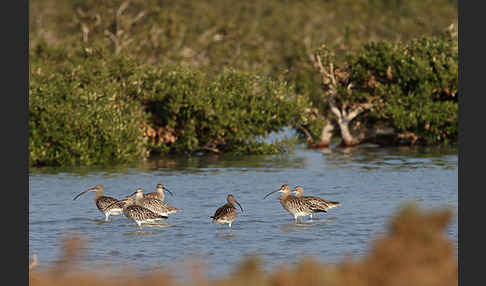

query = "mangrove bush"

[
  {"left": 29, "top": 48, "right": 317, "bottom": 166},
  {"left": 306, "top": 30, "right": 458, "bottom": 146}
]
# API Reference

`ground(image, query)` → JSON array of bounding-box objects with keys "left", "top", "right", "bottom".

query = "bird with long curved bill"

[
  {"left": 144, "top": 184, "right": 175, "bottom": 201},
  {"left": 210, "top": 194, "right": 244, "bottom": 230},
  {"left": 129, "top": 188, "right": 180, "bottom": 216},
  {"left": 103, "top": 195, "right": 168, "bottom": 227},
  {"left": 72, "top": 184, "right": 122, "bottom": 221},
  {"left": 264, "top": 184, "right": 316, "bottom": 224},
  {"left": 292, "top": 186, "right": 341, "bottom": 220}
]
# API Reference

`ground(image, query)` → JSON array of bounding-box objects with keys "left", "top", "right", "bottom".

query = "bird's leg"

[{"left": 307, "top": 214, "right": 313, "bottom": 223}]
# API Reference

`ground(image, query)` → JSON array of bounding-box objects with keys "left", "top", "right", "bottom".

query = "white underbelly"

[
  {"left": 107, "top": 208, "right": 123, "bottom": 215},
  {"left": 215, "top": 219, "right": 233, "bottom": 224}
]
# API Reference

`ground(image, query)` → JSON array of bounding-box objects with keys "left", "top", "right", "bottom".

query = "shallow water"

[{"left": 29, "top": 144, "right": 458, "bottom": 279}]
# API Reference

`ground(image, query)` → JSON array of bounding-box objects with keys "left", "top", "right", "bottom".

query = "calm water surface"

[{"left": 29, "top": 145, "right": 458, "bottom": 279}]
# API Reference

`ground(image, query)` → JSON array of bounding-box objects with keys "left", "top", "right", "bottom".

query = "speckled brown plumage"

[
  {"left": 96, "top": 196, "right": 120, "bottom": 211},
  {"left": 120, "top": 196, "right": 168, "bottom": 227},
  {"left": 102, "top": 195, "right": 133, "bottom": 212},
  {"left": 133, "top": 188, "right": 180, "bottom": 216},
  {"left": 264, "top": 184, "right": 315, "bottom": 223},
  {"left": 123, "top": 205, "right": 168, "bottom": 227},
  {"left": 73, "top": 184, "right": 123, "bottom": 221},
  {"left": 211, "top": 194, "right": 243, "bottom": 229},
  {"left": 103, "top": 196, "right": 168, "bottom": 227},
  {"left": 144, "top": 184, "right": 174, "bottom": 201},
  {"left": 292, "top": 186, "right": 341, "bottom": 216}
]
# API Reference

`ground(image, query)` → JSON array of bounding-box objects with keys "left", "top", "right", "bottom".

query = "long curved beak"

[
  {"left": 235, "top": 200, "right": 244, "bottom": 212},
  {"left": 128, "top": 191, "right": 137, "bottom": 197},
  {"left": 263, "top": 189, "right": 281, "bottom": 200},
  {"left": 73, "top": 188, "right": 96, "bottom": 200},
  {"left": 163, "top": 186, "right": 174, "bottom": 197}
]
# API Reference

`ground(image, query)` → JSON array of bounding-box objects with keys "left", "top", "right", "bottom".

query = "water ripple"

[{"left": 29, "top": 146, "right": 457, "bottom": 278}]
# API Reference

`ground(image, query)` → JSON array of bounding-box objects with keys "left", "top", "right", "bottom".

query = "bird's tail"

[{"left": 326, "top": 201, "right": 341, "bottom": 208}]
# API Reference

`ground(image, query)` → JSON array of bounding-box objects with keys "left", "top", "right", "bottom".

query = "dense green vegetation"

[
  {"left": 307, "top": 30, "right": 458, "bottom": 146},
  {"left": 349, "top": 33, "right": 458, "bottom": 145},
  {"left": 128, "top": 66, "right": 313, "bottom": 155},
  {"left": 29, "top": 49, "right": 149, "bottom": 166},
  {"left": 29, "top": 0, "right": 458, "bottom": 166},
  {"left": 30, "top": 48, "right": 315, "bottom": 166}
]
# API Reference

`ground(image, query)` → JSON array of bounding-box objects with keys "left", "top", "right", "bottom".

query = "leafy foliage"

[
  {"left": 29, "top": 50, "right": 149, "bottom": 166},
  {"left": 28, "top": 0, "right": 458, "bottom": 166},
  {"left": 30, "top": 0, "right": 458, "bottom": 104},
  {"left": 29, "top": 48, "right": 316, "bottom": 166},
  {"left": 345, "top": 31, "right": 458, "bottom": 144},
  {"left": 127, "top": 65, "right": 314, "bottom": 155}
]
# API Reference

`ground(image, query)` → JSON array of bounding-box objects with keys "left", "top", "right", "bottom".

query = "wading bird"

[
  {"left": 100, "top": 195, "right": 134, "bottom": 214},
  {"left": 105, "top": 195, "right": 168, "bottom": 227},
  {"left": 130, "top": 188, "right": 179, "bottom": 216},
  {"left": 144, "top": 184, "right": 174, "bottom": 201},
  {"left": 263, "top": 184, "right": 316, "bottom": 224},
  {"left": 73, "top": 184, "right": 122, "bottom": 221},
  {"left": 210, "top": 194, "right": 244, "bottom": 230},
  {"left": 292, "top": 186, "right": 341, "bottom": 220}
]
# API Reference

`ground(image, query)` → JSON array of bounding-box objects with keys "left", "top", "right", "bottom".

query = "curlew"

[
  {"left": 101, "top": 195, "right": 134, "bottom": 214},
  {"left": 73, "top": 184, "right": 122, "bottom": 221},
  {"left": 292, "top": 186, "right": 341, "bottom": 220},
  {"left": 210, "top": 194, "right": 244, "bottom": 229},
  {"left": 144, "top": 184, "right": 174, "bottom": 201},
  {"left": 106, "top": 195, "right": 168, "bottom": 227},
  {"left": 143, "top": 184, "right": 179, "bottom": 212},
  {"left": 264, "top": 184, "right": 316, "bottom": 224},
  {"left": 130, "top": 188, "right": 179, "bottom": 216}
]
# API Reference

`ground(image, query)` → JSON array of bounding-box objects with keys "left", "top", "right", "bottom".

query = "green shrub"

[
  {"left": 29, "top": 47, "right": 317, "bottom": 166},
  {"left": 127, "top": 67, "right": 314, "bottom": 155},
  {"left": 29, "top": 51, "right": 149, "bottom": 166},
  {"left": 30, "top": 0, "right": 457, "bottom": 107},
  {"left": 345, "top": 31, "right": 458, "bottom": 144}
]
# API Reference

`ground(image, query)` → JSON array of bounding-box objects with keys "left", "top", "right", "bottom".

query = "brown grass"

[{"left": 29, "top": 203, "right": 457, "bottom": 286}]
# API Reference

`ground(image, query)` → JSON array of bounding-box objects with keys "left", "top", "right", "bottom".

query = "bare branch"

[
  {"left": 329, "top": 62, "right": 337, "bottom": 87},
  {"left": 94, "top": 14, "right": 102, "bottom": 26},
  {"left": 327, "top": 93, "right": 342, "bottom": 118},
  {"left": 132, "top": 11, "right": 146, "bottom": 25},
  {"left": 76, "top": 8, "right": 87, "bottom": 18},
  {"left": 341, "top": 101, "right": 348, "bottom": 117},
  {"left": 117, "top": 0, "right": 131, "bottom": 18},
  {"left": 319, "top": 120, "right": 335, "bottom": 144},
  {"left": 297, "top": 126, "right": 314, "bottom": 143},
  {"left": 104, "top": 29, "right": 118, "bottom": 45},
  {"left": 345, "top": 102, "right": 373, "bottom": 121},
  {"left": 304, "top": 36, "right": 317, "bottom": 68},
  {"left": 81, "top": 24, "right": 90, "bottom": 42},
  {"left": 314, "top": 53, "right": 329, "bottom": 78}
]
